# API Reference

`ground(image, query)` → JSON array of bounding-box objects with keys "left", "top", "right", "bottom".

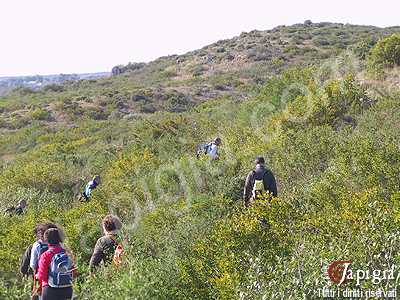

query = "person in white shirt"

[
  {"left": 30, "top": 223, "right": 58, "bottom": 273},
  {"left": 206, "top": 137, "right": 221, "bottom": 160},
  {"left": 196, "top": 137, "right": 222, "bottom": 160}
]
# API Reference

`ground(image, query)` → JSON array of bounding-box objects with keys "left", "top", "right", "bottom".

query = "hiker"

[
  {"left": 4, "top": 199, "right": 27, "bottom": 216},
  {"left": 36, "top": 227, "right": 75, "bottom": 300},
  {"left": 80, "top": 175, "right": 101, "bottom": 201},
  {"left": 30, "top": 223, "right": 58, "bottom": 274},
  {"left": 196, "top": 137, "right": 222, "bottom": 160},
  {"left": 243, "top": 156, "right": 277, "bottom": 207},
  {"left": 89, "top": 214, "right": 123, "bottom": 273},
  {"left": 20, "top": 224, "right": 47, "bottom": 278},
  {"left": 30, "top": 223, "right": 59, "bottom": 299}
]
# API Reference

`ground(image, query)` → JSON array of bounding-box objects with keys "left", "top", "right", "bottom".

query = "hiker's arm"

[
  {"left": 243, "top": 172, "right": 253, "bottom": 207},
  {"left": 36, "top": 252, "right": 51, "bottom": 282},
  {"left": 29, "top": 243, "right": 39, "bottom": 270},
  {"left": 89, "top": 240, "right": 104, "bottom": 272},
  {"left": 265, "top": 172, "right": 278, "bottom": 197},
  {"left": 89, "top": 250, "right": 104, "bottom": 272}
]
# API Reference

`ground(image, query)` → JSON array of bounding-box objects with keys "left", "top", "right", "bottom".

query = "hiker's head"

[
  {"left": 93, "top": 175, "right": 101, "bottom": 185},
  {"left": 18, "top": 199, "right": 27, "bottom": 208},
  {"left": 34, "top": 224, "right": 45, "bottom": 240},
  {"left": 44, "top": 228, "right": 64, "bottom": 245},
  {"left": 43, "top": 222, "right": 58, "bottom": 231},
  {"left": 33, "top": 223, "right": 57, "bottom": 240},
  {"left": 36, "top": 222, "right": 58, "bottom": 240},
  {"left": 214, "top": 137, "right": 222, "bottom": 146},
  {"left": 255, "top": 156, "right": 265, "bottom": 166},
  {"left": 102, "top": 215, "right": 122, "bottom": 234}
]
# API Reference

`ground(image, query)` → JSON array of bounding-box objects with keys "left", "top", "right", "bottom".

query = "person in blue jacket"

[{"left": 80, "top": 175, "right": 101, "bottom": 201}]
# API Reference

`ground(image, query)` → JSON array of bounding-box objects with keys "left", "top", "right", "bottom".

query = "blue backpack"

[
  {"left": 48, "top": 249, "right": 73, "bottom": 288},
  {"left": 38, "top": 241, "right": 49, "bottom": 254}
]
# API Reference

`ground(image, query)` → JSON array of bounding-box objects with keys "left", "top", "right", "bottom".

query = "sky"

[{"left": 0, "top": 0, "right": 399, "bottom": 76}]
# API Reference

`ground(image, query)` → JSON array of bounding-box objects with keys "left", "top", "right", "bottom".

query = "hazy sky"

[{"left": 0, "top": 0, "right": 399, "bottom": 76}]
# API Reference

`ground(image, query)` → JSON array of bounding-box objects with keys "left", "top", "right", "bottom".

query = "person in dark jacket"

[
  {"left": 89, "top": 215, "right": 122, "bottom": 273},
  {"left": 243, "top": 156, "right": 277, "bottom": 207},
  {"left": 4, "top": 199, "right": 27, "bottom": 216}
]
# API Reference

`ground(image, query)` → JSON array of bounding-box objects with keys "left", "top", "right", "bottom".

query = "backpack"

[
  {"left": 196, "top": 142, "right": 212, "bottom": 158},
  {"left": 15, "top": 206, "right": 24, "bottom": 215},
  {"left": 252, "top": 169, "right": 269, "bottom": 200},
  {"left": 48, "top": 249, "right": 73, "bottom": 288},
  {"left": 38, "top": 241, "right": 49, "bottom": 256},
  {"left": 20, "top": 245, "right": 33, "bottom": 276},
  {"left": 113, "top": 244, "right": 124, "bottom": 267}
]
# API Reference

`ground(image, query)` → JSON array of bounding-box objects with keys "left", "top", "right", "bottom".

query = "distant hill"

[{"left": 0, "top": 72, "right": 110, "bottom": 95}]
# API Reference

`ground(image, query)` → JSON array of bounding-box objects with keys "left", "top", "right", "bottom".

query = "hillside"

[
  {"left": 1, "top": 22, "right": 400, "bottom": 299},
  {"left": 1, "top": 22, "right": 399, "bottom": 130}
]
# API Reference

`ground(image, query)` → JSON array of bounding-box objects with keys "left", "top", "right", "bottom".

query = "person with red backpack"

[
  {"left": 20, "top": 223, "right": 57, "bottom": 300},
  {"left": 243, "top": 156, "right": 277, "bottom": 207},
  {"left": 36, "top": 227, "right": 75, "bottom": 300},
  {"left": 89, "top": 215, "right": 123, "bottom": 273}
]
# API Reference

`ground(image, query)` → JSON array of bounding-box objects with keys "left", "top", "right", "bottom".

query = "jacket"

[
  {"left": 89, "top": 234, "right": 117, "bottom": 272},
  {"left": 36, "top": 245, "right": 63, "bottom": 288},
  {"left": 243, "top": 164, "right": 277, "bottom": 207},
  {"left": 206, "top": 142, "right": 218, "bottom": 159},
  {"left": 84, "top": 180, "right": 98, "bottom": 198}
]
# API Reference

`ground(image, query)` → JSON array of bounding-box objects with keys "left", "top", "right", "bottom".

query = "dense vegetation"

[{"left": 1, "top": 23, "right": 400, "bottom": 299}]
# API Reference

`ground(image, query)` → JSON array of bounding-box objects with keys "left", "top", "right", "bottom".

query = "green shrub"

[
  {"left": 30, "top": 108, "right": 51, "bottom": 120},
  {"left": 43, "top": 83, "right": 64, "bottom": 92},
  {"left": 267, "top": 73, "right": 368, "bottom": 131},
  {"left": 368, "top": 34, "right": 400, "bottom": 68},
  {"left": 13, "top": 87, "right": 36, "bottom": 96},
  {"left": 352, "top": 38, "right": 377, "bottom": 59},
  {"left": 139, "top": 103, "right": 157, "bottom": 113},
  {"left": 313, "top": 37, "right": 331, "bottom": 46}
]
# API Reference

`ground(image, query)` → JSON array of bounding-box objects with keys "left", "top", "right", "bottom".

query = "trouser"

[
  {"left": 79, "top": 192, "right": 89, "bottom": 202},
  {"left": 42, "top": 285, "right": 73, "bottom": 300}
]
